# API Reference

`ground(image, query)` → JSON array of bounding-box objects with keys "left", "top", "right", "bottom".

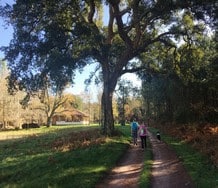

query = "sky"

[{"left": 0, "top": 0, "right": 141, "bottom": 101}]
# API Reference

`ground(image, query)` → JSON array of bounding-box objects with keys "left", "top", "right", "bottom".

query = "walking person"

[
  {"left": 131, "top": 118, "right": 139, "bottom": 145},
  {"left": 138, "top": 120, "right": 147, "bottom": 149}
]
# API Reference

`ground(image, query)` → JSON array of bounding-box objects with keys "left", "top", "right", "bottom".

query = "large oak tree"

[{"left": 0, "top": 0, "right": 216, "bottom": 135}]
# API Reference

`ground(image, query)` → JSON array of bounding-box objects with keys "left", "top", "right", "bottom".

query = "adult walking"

[
  {"left": 138, "top": 120, "right": 147, "bottom": 149},
  {"left": 131, "top": 118, "right": 139, "bottom": 145}
]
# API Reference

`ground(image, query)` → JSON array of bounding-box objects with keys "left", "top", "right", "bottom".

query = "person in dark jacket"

[{"left": 156, "top": 131, "right": 161, "bottom": 141}]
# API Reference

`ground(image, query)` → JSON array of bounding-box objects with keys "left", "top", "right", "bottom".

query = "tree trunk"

[
  {"left": 101, "top": 90, "right": 114, "bottom": 135},
  {"left": 101, "top": 68, "right": 117, "bottom": 135},
  {"left": 46, "top": 116, "right": 52, "bottom": 127}
]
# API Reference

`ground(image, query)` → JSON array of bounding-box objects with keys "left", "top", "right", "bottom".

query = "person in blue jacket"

[{"left": 131, "top": 118, "right": 139, "bottom": 145}]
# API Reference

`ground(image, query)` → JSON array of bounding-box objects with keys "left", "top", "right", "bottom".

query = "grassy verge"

[
  {"left": 138, "top": 138, "right": 153, "bottom": 188},
  {"left": 149, "top": 127, "right": 218, "bottom": 188},
  {"left": 0, "top": 125, "right": 130, "bottom": 188}
]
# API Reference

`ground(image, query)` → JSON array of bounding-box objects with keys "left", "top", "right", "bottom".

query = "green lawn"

[
  {"left": 0, "top": 125, "right": 130, "bottom": 187},
  {"left": 2, "top": 125, "right": 214, "bottom": 187}
]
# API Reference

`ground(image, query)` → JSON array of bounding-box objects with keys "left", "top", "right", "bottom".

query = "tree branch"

[
  {"left": 109, "top": 1, "right": 133, "bottom": 48},
  {"left": 138, "top": 30, "right": 187, "bottom": 54},
  {"left": 107, "top": 4, "right": 115, "bottom": 44},
  {"left": 121, "top": 64, "right": 167, "bottom": 76},
  {"left": 88, "top": 0, "right": 95, "bottom": 23}
]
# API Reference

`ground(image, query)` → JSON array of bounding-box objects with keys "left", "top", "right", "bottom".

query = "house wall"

[{"left": 56, "top": 121, "right": 89, "bottom": 125}]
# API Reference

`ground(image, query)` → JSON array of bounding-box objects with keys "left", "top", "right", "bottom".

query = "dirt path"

[
  {"left": 148, "top": 131, "right": 195, "bottom": 188},
  {"left": 96, "top": 143, "right": 145, "bottom": 188},
  {"left": 96, "top": 130, "right": 195, "bottom": 187}
]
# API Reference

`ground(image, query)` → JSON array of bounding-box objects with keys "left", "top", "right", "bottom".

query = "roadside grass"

[
  {"left": 138, "top": 138, "right": 153, "bottom": 188},
  {"left": 0, "top": 125, "right": 130, "bottom": 188},
  {"left": 149, "top": 127, "right": 218, "bottom": 188}
]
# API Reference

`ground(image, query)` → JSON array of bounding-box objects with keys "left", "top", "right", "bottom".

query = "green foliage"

[
  {"left": 116, "top": 80, "right": 138, "bottom": 124},
  {"left": 140, "top": 35, "right": 217, "bottom": 124},
  {"left": 0, "top": 0, "right": 216, "bottom": 135}
]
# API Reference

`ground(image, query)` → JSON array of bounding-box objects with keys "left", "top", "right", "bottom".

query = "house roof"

[{"left": 54, "top": 108, "right": 89, "bottom": 118}]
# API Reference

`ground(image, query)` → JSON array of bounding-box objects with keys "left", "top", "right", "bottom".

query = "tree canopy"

[{"left": 0, "top": 0, "right": 217, "bottom": 135}]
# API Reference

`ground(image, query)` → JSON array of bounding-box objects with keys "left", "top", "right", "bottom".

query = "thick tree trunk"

[
  {"left": 100, "top": 68, "right": 118, "bottom": 135},
  {"left": 101, "top": 90, "right": 114, "bottom": 135}
]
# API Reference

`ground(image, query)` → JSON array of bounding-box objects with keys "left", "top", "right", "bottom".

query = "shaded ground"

[
  {"left": 96, "top": 131, "right": 195, "bottom": 188},
  {"left": 96, "top": 144, "right": 145, "bottom": 188}
]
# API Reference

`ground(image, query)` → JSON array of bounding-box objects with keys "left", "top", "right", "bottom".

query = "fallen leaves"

[
  {"left": 156, "top": 123, "right": 218, "bottom": 168},
  {"left": 51, "top": 128, "right": 107, "bottom": 151}
]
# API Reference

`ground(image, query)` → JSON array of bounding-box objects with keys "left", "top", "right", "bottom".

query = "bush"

[{"left": 22, "top": 123, "right": 40, "bottom": 129}]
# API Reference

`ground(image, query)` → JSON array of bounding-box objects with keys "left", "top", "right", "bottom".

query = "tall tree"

[
  {"left": 116, "top": 79, "right": 139, "bottom": 125},
  {"left": 0, "top": 0, "right": 216, "bottom": 135},
  {"left": 140, "top": 34, "right": 217, "bottom": 123},
  {"left": 0, "top": 60, "right": 25, "bottom": 129}
]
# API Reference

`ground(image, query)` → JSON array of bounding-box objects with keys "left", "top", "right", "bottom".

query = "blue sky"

[
  {"left": 0, "top": 0, "right": 14, "bottom": 58},
  {"left": 0, "top": 0, "right": 141, "bottom": 100}
]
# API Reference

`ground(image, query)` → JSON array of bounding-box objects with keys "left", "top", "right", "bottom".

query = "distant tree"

[
  {"left": 116, "top": 79, "right": 139, "bottom": 125},
  {"left": 61, "top": 93, "right": 77, "bottom": 109},
  {"left": 37, "top": 87, "right": 69, "bottom": 127},
  {"left": 0, "top": 59, "right": 24, "bottom": 129},
  {"left": 0, "top": 0, "right": 216, "bottom": 134},
  {"left": 72, "top": 95, "right": 84, "bottom": 111}
]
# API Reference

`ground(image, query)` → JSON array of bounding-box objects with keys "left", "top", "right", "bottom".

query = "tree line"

[
  {"left": 140, "top": 34, "right": 217, "bottom": 124},
  {"left": 0, "top": 61, "right": 143, "bottom": 129},
  {"left": 0, "top": 0, "right": 217, "bottom": 134}
]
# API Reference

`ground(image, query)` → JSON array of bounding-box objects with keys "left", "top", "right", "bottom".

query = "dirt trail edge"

[{"left": 148, "top": 131, "right": 195, "bottom": 188}]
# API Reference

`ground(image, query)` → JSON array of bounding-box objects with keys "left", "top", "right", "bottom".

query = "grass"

[
  {"left": 0, "top": 125, "right": 95, "bottom": 139},
  {"left": 4, "top": 124, "right": 215, "bottom": 187},
  {"left": 138, "top": 138, "right": 153, "bottom": 188},
  {"left": 0, "top": 124, "right": 156, "bottom": 187},
  {"left": 0, "top": 125, "right": 130, "bottom": 188},
  {"left": 149, "top": 127, "right": 218, "bottom": 188}
]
